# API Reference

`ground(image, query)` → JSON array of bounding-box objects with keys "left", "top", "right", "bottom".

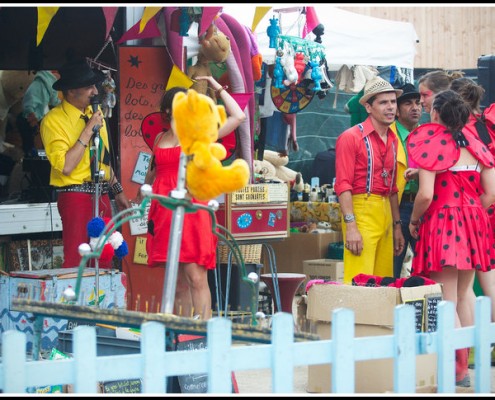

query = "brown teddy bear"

[{"left": 187, "top": 24, "right": 231, "bottom": 103}]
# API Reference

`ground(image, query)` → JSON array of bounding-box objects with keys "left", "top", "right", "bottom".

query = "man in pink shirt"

[{"left": 334, "top": 77, "right": 405, "bottom": 283}]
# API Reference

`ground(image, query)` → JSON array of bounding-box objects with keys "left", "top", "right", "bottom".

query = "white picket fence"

[{"left": 0, "top": 297, "right": 494, "bottom": 394}]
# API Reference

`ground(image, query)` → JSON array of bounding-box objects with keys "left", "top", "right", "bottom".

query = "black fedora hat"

[
  {"left": 53, "top": 59, "right": 105, "bottom": 91},
  {"left": 397, "top": 83, "right": 420, "bottom": 104}
]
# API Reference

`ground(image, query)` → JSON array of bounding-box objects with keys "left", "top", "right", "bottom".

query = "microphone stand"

[{"left": 91, "top": 100, "right": 103, "bottom": 308}]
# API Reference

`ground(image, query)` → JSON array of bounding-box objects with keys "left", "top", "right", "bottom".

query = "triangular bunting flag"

[
  {"left": 102, "top": 7, "right": 119, "bottom": 40},
  {"left": 166, "top": 65, "right": 194, "bottom": 91},
  {"left": 199, "top": 7, "right": 222, "bottom": 37},
  {"left": 139, "top": 6, "right": 162, "bottom": 34},
  {"left": 302, "top": 6, "right": 320, "bottom": 39},
  {"left": 231, "top": 93, "right": 253, "bottom": 111},
  {"left": 251, "top": 6, "right": 271, "bottom": 32},
  {"left": 36, "top": 7, "right": 59, "bottom": 46},
  {"left": 116, "top": 15, "right": 161, "bottom": 44}
]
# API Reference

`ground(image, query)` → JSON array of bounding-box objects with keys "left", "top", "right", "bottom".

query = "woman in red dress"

[
  {"left": 407, "top": 90, "right": 495, "bottom": 386},
  {"left": 137, "top": 76, "right": 246, "bottom": 319}
]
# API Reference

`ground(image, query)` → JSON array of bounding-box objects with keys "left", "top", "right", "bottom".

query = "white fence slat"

[
  {"left": 207, "top": 317, "right": 232, "bottom": 393},
  {"left": 3, "top": 331, "right": 27, "bottom": 393},
  {"left": 474, "top": 296, "right": 491, "bottom": 393},
  {"left": 73, "top": 326, "right": 98, "bottom": 393},
  {"left": 271, "top": 313, "right": 295, "bottom": 393},
  {"left": 332, "top": 307, "right": 354, "bottom": 393},
  {"left": 436, "top": 301, "right": 456, "bottom": 393},
  {"left": 394, "top": 304, "right": 416, "bottom": 393},
  {"left": 141, "top": 322, "right": 166, "bottom": 393}
]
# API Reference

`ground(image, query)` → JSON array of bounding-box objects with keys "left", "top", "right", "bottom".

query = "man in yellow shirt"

[
  {"left": 41, "top": 59, "right": 130, "bottom": 268},
  {"left": 390, "top": 83, "right": 422, "bottom": 278}
]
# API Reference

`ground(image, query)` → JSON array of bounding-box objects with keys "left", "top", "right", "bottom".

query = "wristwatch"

[{"left": 343, "top": 213, "right": 356, "bottom": 223}]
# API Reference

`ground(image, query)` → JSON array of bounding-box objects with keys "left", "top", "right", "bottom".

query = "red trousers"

[{"left": 57, "top": 191, "right": 113, "bottom": 269}]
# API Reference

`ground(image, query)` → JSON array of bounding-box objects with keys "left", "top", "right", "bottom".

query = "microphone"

[{"left": 90, "top": 96, "right": 101, "bottom": 134}]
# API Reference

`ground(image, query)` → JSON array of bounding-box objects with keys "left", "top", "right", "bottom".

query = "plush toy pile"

[{"left": 171, "top": 88, "right": 250, "bottom": 200}]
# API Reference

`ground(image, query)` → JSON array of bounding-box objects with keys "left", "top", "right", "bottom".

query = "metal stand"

[
  {"left": 217, "top": 241, "right": 282, "bottom": 317},
  {"left": 161, "top": 152, "right": 188, "bottom": 314},
  {"left": 92, "top": 130, "right": 103, "bottom": 307}
]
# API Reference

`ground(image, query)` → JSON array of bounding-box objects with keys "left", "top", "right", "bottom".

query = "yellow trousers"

[{"left": 342, "top": 194, "right": 394, "bottom": 284}]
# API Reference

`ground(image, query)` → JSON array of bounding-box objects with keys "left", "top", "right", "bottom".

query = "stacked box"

[
  {"left": 263, "top": 231, "right": 342, "bottom": 296},
  {"left": 306, "top": 283, "right": 443, "bottom": 393},
  {"left": 302, "top": 259, "right": 344, "bottom": 294}
]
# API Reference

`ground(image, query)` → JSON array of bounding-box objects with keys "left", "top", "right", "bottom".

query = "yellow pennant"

[
  {"left": 139, "top": 6, "right": 162, "bottom": 34},
  {"left": 252, "top": 6, "right": 271, "bottom": 32},
  {"left": 166, "top": 65, "right": 194, "bottom": 91},
  {"left": 36, "top": 7, "right": 59, "bottom": 46}
]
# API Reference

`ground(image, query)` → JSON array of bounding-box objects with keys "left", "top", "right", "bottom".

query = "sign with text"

[
  {"left": 101, "top": 379, "right": 142, "bottom": 394},
  {"left": 132, "top": 151, "right": 152, "bottom": 184},
  {"left": 230, "top": 183, "right": 289, "bottom": 204},
  {"left": 129, "top": 202, "right": 151, "bottom": 236},
  {"left": 133, "top": 236, "right": 148, "bottom": 265},
  {"left": 119, "top": 45, "right": 172, "bottom": 309}
]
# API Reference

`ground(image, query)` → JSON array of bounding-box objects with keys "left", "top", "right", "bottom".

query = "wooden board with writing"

[
  {"left": 101, "top": 379, "right": 142, "bottom": 394},
  {"left": 176, "top": 335, "right": 208, "bottom": 393},
  {"left": 119, "top": 45, "right": 172, "bottom": 310},
  {"left": 425, "top": 293, "right": 442, "bottom": 333},
  {"left": 404, "top": 298, "right": 425, "bottom": 333}
]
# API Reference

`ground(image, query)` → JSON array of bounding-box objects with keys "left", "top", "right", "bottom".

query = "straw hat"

[{"left": 359, "top": 76, "right": 403, "bottom": 105}]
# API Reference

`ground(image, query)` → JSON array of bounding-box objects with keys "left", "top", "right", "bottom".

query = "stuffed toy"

[
  {"left": 280, "top": 51, "right": 298, "bottom": 87},
  {"left": 253, "top": 158, "right": 278, "bottom": 182},
  {"left": 101, "top": 71, "right": 116, "bottom": 119},
  {"left": 172, "top": 89, "right": 250, "bottom": 201},
  {"left": 187, "top": 23, "right": 231, "bottom": 103},
  {"left": 255, "top": 149, "right": 304, "bottom": 192}
]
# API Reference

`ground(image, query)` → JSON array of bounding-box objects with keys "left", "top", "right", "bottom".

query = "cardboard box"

[
  {"left": 306, "top": 283, "right": 443, "bottom": 393},
  {"left": 263, "top": 232, "right": 342, "bottom": 275},
  {"left": 302, "top": 259, "right": 344, "bottom": 293}
]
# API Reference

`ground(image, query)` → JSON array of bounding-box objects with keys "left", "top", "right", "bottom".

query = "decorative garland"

[{"left": 86, "top": 217, "right": 129, "bottom": 263}]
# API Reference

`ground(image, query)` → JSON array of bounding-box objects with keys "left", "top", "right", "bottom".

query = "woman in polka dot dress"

[{"left": 407, "top": 90, "right": 495, "bottom": 386}]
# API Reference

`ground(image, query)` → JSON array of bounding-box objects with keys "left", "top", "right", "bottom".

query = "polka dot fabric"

[
  {"left": 412, "top": 167, "right": 495, "bottom": 275},
  {"left": 407, "top": 123, "right": 495, "bottom": 171}
]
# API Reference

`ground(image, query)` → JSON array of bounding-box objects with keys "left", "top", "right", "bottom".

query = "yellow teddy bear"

[{"left": 172, "top": 89, "right": 250, "bottom": 201}]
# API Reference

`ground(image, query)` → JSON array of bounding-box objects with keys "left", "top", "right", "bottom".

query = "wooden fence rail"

[{"left": 0, "top": 297, "right": 494, "bottom": 394}]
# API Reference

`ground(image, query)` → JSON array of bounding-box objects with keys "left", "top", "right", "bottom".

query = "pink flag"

[
  {"left": 102, "top": 7, "right": 118, "bottom": 40},
  {"left": 116, "top": 14, "right": 161, "bottom": 44},
  {"left": 302, "top": 7, "right": 320, "bottom": 39},
  {"left": 231, "top": 93, "right": 253, "bottom": 111},
  {"left": 199, "top": 6, "right": 222, "bottom": 37}
]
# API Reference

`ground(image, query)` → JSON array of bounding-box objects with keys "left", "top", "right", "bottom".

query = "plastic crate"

[{"left": 57, "top": 330, "right": 140, "bottom": 356}]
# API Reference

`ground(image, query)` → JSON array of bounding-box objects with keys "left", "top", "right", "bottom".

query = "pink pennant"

[
  {"left": 199, "top": 6, "right": 222, "bottom": 37},
  {"left": 302, "top": 6, "right": 320, "bottom": 39},
  {"left": 102, "top": 7, "right": 118, "bottom": 40},
  {"left": 231, "top": 93, "right": 253, "bottom": 111},
  {"left": 116, "top": 14, "right": 161, "bottom": 44}
]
